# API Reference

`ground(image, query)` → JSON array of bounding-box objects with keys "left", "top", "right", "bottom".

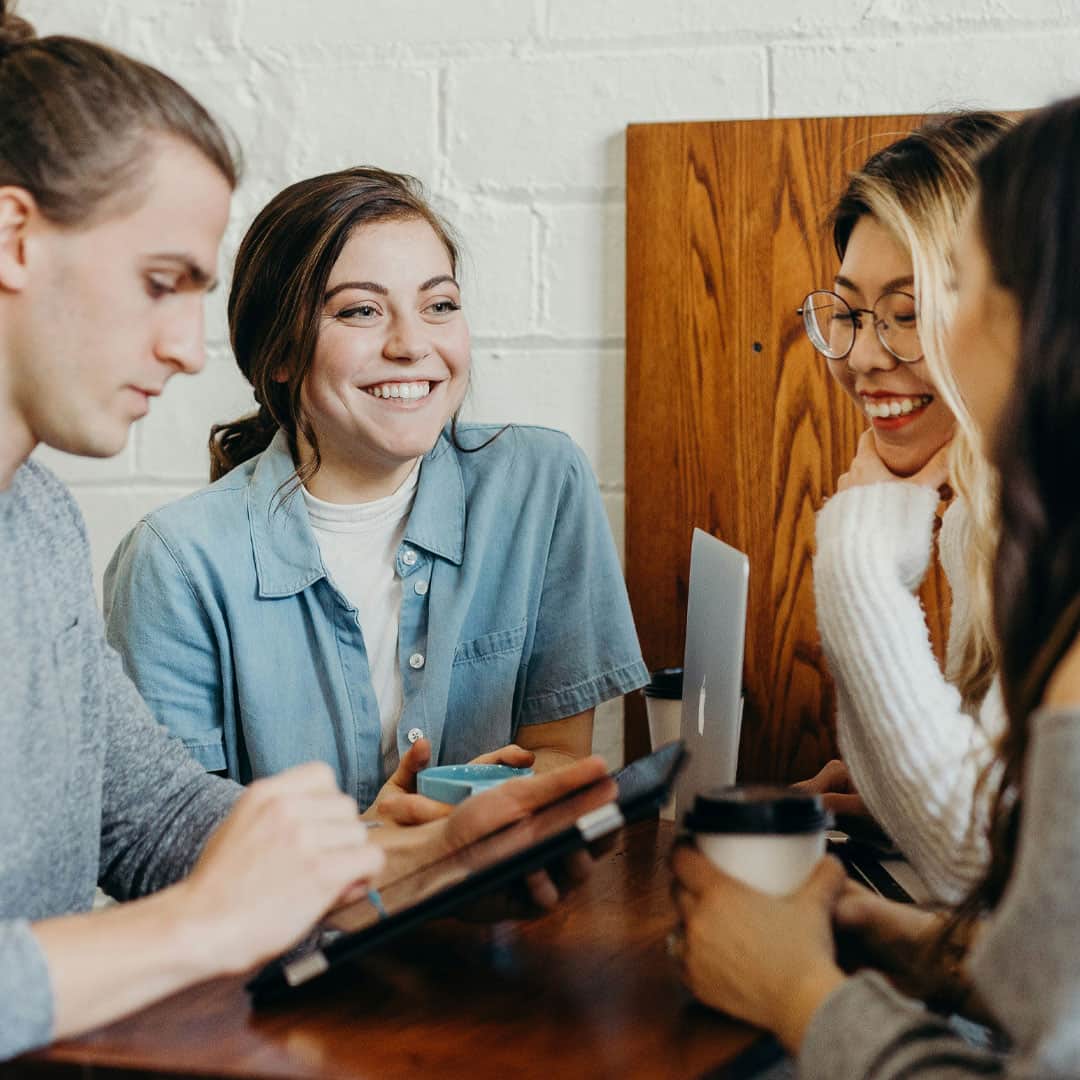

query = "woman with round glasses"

[
  {"left": 795, "top": 112, "right": 1011, "bottom": 903},
  {"left": 671, "top": 92, "right": 1080, "bottom": 1079}
]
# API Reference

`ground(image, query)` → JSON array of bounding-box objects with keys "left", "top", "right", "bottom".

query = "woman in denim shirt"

[{"left": 104, "top": 167, "right": 648, "bottom": 822}]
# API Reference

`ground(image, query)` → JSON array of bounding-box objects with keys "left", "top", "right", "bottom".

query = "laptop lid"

[{"left": 674, "top": 528, "right": 749, "bottom": 816}]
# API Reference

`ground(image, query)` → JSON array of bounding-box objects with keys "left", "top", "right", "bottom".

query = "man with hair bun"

[{"left": 0, "top": 2, "right": 607, "bottom": 1059}]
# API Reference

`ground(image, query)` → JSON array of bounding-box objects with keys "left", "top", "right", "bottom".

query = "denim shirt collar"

[{"left": 247, "top": 427, "right": 465, "bottom": 598}]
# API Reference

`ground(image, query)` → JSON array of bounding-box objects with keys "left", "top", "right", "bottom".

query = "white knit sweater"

[{"left": 813, "top": 483, "right": 1004, "bottom": 903}]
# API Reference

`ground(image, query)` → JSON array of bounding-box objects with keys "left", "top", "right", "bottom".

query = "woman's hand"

[
  {"left": 833, "top": 881, "right": 979, "bottom": 1014},
  {"left": 670, "top": 846, "right": 848, "bottom": 1053},
  {"left": 364, "top": 739, "right": 536, "bottom": 826},
  {"left": 371, "top": 754, "right": 613, "bottom": 917},
  {"left": 792, "top": 758, "right": 867, "bottom": 817},
  {"left": 838, "top": 430, "right": 951, "bottom": 495}
]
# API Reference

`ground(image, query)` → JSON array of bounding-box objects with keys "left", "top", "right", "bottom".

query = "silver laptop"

[{"left": 674, "top": 528, "right": 749, "bottom": 816}]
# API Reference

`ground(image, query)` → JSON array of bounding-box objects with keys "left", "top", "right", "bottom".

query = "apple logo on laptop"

[{"left": 697, "top": 676, "right": 707, "bottom": 736}]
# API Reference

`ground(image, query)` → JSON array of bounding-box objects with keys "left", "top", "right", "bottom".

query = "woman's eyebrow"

[
  {"left": 834, "top": 273, "right": 915, "bottom": 295},
  {"left": 324, "top": 280, "right": 388, "bottom": 301},
  {"left": 418, "top": 274, "right": 458, "bottom": 291}
]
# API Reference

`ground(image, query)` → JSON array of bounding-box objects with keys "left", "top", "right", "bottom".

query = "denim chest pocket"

[
  {"left": 452, "top": 621, "right": 528, "bottom": 666},
  {"left": 445, "top": 621, "right": 528, "bottom": 754}
]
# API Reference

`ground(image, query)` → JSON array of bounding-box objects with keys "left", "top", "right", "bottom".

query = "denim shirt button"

[
  {"left": 409, "top": 652, "right": 425, "bottom": 669},
  {"left": 413, "top": 579, "right": 429, "bottom": 596},
  {"left": 407, "top": 727, "right": 424, "bottom": 744},
  {"left": 401, "top": 549, "right": 418, "bottom": 567}
]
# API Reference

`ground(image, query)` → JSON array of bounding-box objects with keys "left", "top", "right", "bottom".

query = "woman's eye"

[
  {"left": 893, "top": 313, "right": 917, "bottom": 326},
  {"left": 340, "top": 304, "right": 379, "bottom": 320},
  {"left": 427, "top": 300, "right": 461, "bottom": 315},
  {"left": 830, "top": 312, "right": 854, "bottom": 324},
  {"left": 146, "top": 275, "right": 177, "bottom": 298}
]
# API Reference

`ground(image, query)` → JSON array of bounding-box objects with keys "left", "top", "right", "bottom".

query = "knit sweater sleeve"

[
  {"left": 814, "top": 484, "right": 998, "bottom": 902},
  {"left": 801, "top": 707, "right": 1080, "bottom": 1079}
]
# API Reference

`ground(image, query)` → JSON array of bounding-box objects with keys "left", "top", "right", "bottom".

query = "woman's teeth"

[
  {"left": 864, "top": 394, "right": 933, "bottom": 419},
  {"left": 364, "top": 381, "right": 431, "bottom": 400}
]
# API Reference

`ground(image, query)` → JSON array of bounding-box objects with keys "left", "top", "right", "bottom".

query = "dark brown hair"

[
  {"left": 960, "top": 96, "right": 1080, "bottom": 920},
  {"left": 211, "top": 167, "right": 464, "bottom": 485},
  {"left": 0, "top": 0, "right": 237, "bottom": 226}
]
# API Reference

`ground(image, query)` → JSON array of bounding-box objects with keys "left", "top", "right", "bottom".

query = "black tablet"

[{"left": 247, "top": 741, "right": 687, "bottom": 1006}]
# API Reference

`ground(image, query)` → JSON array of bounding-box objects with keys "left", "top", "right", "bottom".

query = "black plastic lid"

[
  {"left": 643, "top": 667, "right": 683, "bottom": 700},
  {"left": 683, "top": 786, "right": 830, "bottom": 835}
]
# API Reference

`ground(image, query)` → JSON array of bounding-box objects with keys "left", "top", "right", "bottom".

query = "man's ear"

[{"left": 0, "top": 187, "right": 38, "bottom": 293}]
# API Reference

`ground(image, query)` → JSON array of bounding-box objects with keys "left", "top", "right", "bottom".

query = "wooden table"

[{"left": 13, "top": 821, "right": 769, "bottom": 1080}]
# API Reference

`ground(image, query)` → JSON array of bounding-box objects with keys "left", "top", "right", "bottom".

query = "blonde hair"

[{"left": 831, "top": 113, "right": 1011, "bottom": 707}]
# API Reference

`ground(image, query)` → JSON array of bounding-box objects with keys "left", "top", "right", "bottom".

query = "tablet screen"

[
  {"left": 328, "top": 772, "right": 618, "bottom": 934},
  {"left": 249, "top": 741, "right": 685, "bottom": 1002}
]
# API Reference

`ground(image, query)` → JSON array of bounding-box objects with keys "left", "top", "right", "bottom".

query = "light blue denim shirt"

[{"left": 103, "top": 423, "right": 647, "bottom": 808}]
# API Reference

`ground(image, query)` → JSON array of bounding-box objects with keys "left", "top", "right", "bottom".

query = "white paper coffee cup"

[
  {"left": 643, "top": 668, "right": 683, "bottom": 820},
  {"left": 684, "top": 786, "right": 830, "bottom": 896}
]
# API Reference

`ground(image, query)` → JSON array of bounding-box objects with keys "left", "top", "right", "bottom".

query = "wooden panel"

[{"left": 625, "top": 116, "right": 951, "bottom": 781}]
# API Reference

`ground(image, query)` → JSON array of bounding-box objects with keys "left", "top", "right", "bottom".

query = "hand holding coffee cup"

[{"left": 683, "top": 786, "right": 832, "bottom": 896}]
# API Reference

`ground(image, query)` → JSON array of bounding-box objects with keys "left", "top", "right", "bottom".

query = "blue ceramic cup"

[{"left": 417, "top": 763, "right": 534, "bottom": 805}]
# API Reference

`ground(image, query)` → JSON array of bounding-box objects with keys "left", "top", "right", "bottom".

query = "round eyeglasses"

[{"left": 797, "top": 289, "right": 923, "bottom": 364}]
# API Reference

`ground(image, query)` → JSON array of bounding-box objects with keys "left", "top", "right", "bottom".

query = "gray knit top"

[
  {"left": 802, "top": 705, "right": 1080, "bottom": 1077},
  {"left": 0, "top": 460, "right": 239, "bottom": 1060}
]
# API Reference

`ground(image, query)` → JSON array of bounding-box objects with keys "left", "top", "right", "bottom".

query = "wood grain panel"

[{"left": 625, "top": 115, "right": 951, "bottom": 781}]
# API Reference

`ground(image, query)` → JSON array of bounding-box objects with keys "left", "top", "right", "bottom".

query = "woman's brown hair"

[
  {"left": 955, "top": 96, "right": 1080, "bottom": 926},
  {"left": 0, "top": 0, "right": 237, "bottom": 225},
  {"left": 211, "top": 167, "right": 462, "bottom": 485}
]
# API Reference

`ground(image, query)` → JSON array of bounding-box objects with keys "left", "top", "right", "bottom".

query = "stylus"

[{"left": 367, "top": 888, "right": 388, "bottom": 919}]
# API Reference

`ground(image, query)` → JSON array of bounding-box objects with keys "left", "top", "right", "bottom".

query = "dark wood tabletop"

[{"left": 13, "top": 820, "right": 768, "bottom": 1080}]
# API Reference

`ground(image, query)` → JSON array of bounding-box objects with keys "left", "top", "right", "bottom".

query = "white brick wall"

[{"left": 22, "top": 0, "right": 1080, "bottom": 768}]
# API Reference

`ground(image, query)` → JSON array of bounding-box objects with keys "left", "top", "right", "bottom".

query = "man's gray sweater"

[{"left": 0, "top": 460, "right": 239, "bottom": 1059}]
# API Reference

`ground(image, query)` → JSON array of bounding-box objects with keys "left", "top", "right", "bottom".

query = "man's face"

[{"left": 6, "top": 135, "right": 231, "bottom": 461}]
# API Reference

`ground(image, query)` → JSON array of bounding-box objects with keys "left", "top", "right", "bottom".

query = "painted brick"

[
  {"left": 540, "top": 203, "right": 624, "bottom": 339},
  {"left": 289, "top": 64, "right": 438, "bottom": 181},
  {"left": 773, "top": 32, "right": 1080, "bottom": 117},
  {"left": 136, "top": 349, "right": 257, "bottom": 480},
  {"left": 448, "top": 50, "right": 766, "bottom": 191},
  {"left": 545, "top": 0, "right": 1072, "bottom": 40},
  {"left": 70, "top": 487, "right": 199, "bottom": 601},
  {"left": 237, "top": 0, "right": 534, "bottom": 51},
  {"left": 602, "top": 492, "right": 626, "bottom": 569},
  {"left": 592, "top": 696, "right": 625, "bottom": 770},
  {"left": 462, "top": 348, "right": 625, "bottom": 488},
  {"left": 448, "top": 199, "right": 535, "bottom": 338},
  {"left": 32, "top": 442, "right": 135, "bottom": 485}
]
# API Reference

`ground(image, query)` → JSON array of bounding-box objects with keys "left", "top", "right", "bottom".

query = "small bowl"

[{"left": 417, "top": 763, "right": 534, "bottom": 805}]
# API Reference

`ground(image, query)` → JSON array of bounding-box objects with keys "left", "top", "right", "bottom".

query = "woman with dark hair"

[
  {"left": 0, "top": 1, "right": 618, "bottom": 1056},
  {"left": 670, "top": 95, "right": 1080, "bottom": 1076},
  {"left": 104, "top": 167, "right": 647, "bottom": 823}
]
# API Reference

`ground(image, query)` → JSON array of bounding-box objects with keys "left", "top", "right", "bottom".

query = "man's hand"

[
  {"left": 177, "top": 762, "right": 385, "bottom": 975},
  {"left": 365, "top": 738, "right": 536, "bottom": 826}
]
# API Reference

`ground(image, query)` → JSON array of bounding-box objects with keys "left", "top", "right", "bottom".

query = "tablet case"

[{"left": 248, "top": 740, "right": 687, "bottom": 1005}]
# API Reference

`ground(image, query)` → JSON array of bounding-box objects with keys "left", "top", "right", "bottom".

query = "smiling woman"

[
  {"left": 102, "top": 167, "right": 648, "bottom": 823},
  {"left": 794, "top": 112, "right": 1015, "bottom": 903}
]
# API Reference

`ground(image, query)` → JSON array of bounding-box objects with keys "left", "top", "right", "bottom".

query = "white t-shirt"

[{"left": 302, "top": 462, "right": 421, "bottom": 775}]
